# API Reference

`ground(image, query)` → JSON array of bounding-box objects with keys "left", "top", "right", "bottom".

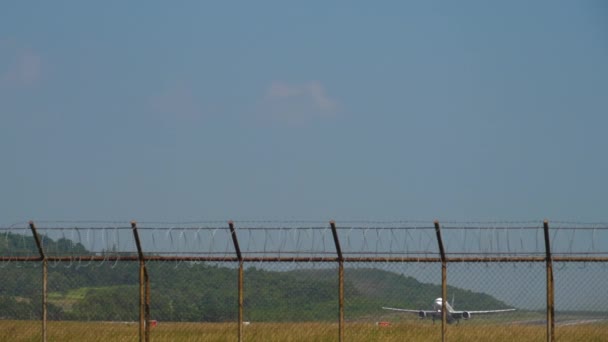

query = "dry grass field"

[{"left": 1, "top": 320, "right": 606, "bottom": 341}]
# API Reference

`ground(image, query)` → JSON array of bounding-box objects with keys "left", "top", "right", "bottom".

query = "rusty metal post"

[
  {"left": 330, "top": 221, "right": 344, "bottom": 342},
  {"left": 29, "top": 221, "right": 47, "bottom": 342},
  {"left": 131, "top": 221, "right": 147, "bottom": 342},
  {"left": 543, "top": 220, "right": 555, "bottom": 342},
  {"left": 145, "top": 268, "right": 151, "bottom": 342},
  {"left": 434, "top": 220, "right": 447, "bottom": 342},
  {"left": 229, "top": 221, "right": 244, "bottom": 342}
]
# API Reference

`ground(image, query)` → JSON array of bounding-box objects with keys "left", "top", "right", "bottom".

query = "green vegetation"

[
  {"left": 1, "top": 233, "right": 510, "bottom": 323},
  {"left": 0, "top": 232, "right": 89, "bottom": 257}
]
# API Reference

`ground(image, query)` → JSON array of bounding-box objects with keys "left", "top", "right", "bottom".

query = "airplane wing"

[
  {"left": 451, "top": 308, "right": 515, "bottom": 319},
  {"left": 382, "top": 307, "right": 434, "bottom": 315},
  {"left": 455, "top": 309, "right": 516, "bottom": 314},
  {"left": 382, "top": 307, "right": 440, "bottom": 320}
]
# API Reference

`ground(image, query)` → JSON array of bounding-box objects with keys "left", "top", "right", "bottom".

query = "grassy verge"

[{"left": 1, "top": 320, "right": 606, "bottom": 341}]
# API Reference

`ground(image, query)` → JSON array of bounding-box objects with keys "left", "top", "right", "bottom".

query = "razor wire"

[{"left": 2, "top": 220, "right": 608, "bottom": 261}]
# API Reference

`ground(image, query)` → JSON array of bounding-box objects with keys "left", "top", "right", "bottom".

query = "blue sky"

[{"left": 1, "top": 1, "right": 607, "bottom": 223}]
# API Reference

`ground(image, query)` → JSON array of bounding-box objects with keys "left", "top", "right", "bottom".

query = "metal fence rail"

[{"left": 1, "top": 219, "right": 607, "bottom": 342}]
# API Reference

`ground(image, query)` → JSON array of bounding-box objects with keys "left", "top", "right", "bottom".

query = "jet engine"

[
  {"left": 462, "top": 311, "right": 471, "bottom": 320},
  {"left": 418, "top": 311, "right": 427, "bottom": 319}
]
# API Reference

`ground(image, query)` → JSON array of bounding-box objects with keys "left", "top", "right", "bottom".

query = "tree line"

[{"left": 0, "top": 233, "right": 509, "bottom": 322}]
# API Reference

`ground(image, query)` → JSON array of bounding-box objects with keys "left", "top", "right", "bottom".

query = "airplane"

[{"left": 382, "top": 297, "right": 515, "bottom": 324}]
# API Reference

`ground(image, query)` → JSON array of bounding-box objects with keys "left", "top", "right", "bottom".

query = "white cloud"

[
  {"left": 266, "top": 81, "right": 302, "bottom": 99},
  {"left": 263, "top": 81, "right": 339, "bottom": 123},
  {"left": 1, "top": 46, "right": 42, "bottom": 88},
  {"left": 14, "top": 52, "right": 41, "bottom": 86},
  {"left": 306, "top": 81, "right": 337, "bottom": 111}
]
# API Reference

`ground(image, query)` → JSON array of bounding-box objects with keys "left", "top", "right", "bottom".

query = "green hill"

[
  {"left": 0, "top": 231, "right": 89, "bottom": 257},
  {"left": 0, "top": 234, "right": 510, "bottom": 322}
]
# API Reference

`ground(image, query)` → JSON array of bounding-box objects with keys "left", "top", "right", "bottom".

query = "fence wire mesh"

[
  {"left": 0, "top": 262, "right": 42, "bottom": 341},
  {"left": 46, "top": 262, "right": 139, "bottom": 342},
  {"left": 0, "top": 220, "right": 607, "bottom": 341},
  {"left": 553, "top": 262, "right": 608, "bottom": 341},
  {"left": 243, "top": 262, "right": 338, "bottom": 341},
  {"left": 345, "top": 262, "right": 442, "bottom": 341}
]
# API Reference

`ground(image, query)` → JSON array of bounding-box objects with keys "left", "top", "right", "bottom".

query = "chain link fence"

[{"left": 1, "top": 220, "right": 607, "bottom": 341}]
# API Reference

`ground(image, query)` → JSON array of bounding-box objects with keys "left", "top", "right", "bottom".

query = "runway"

[{"left": 511, "top": 318, "right": 608, "bottom": 326}]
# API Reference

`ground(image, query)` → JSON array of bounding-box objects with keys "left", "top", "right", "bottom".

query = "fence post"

[
  {"left": 131, "top": 221, "right": 149, "bottom": 342},
  {"left": 330, "top": 220, "right": 344, "bottom": 342},
  {"left": 434, "top": 220, "right": 447, "bottom": 342},
  {"left": 145, "top": 267, "right": 150, "bottom": 342},
  {"left": 29, "top": 221, "right": 47, "bottom": 342},
  {"left": 229, "top": 221, "right": 244, "bottom": 342},
  {"left": 543, "top": 220, "right": 555, "bottom": 342}
]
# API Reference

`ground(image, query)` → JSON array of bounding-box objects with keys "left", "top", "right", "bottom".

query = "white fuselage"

[
  {"left": 430, "top": 298, "right": 459, "bottom": 323},
  {"left": 432, "top": 298, "right": 454, "bottom": 312}
]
